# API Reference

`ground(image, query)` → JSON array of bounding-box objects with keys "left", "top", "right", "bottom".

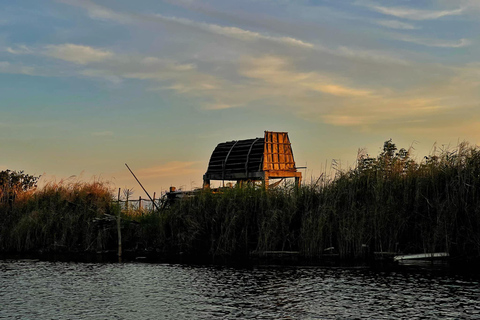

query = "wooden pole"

[
  {"left": 153, "top": 192, "right": 156, "bottom": 212},
  {"left": 117, "top": 188, "right": 122, "bottom": 261}
]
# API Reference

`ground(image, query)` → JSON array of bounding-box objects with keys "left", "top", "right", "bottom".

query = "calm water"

[{"left": 1, "top": 259, "right": 480, "bottom": 319}]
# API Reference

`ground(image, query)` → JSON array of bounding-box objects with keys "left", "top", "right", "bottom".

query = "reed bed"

[
  {"left": 2, "top": 140, "right": 480, "bottom": 261},
  {"left": 142, "top": 140, "right": 480, "bottom": 260},
  {"left": 0, "top": 179, "right": 115, "bottom": 253}
]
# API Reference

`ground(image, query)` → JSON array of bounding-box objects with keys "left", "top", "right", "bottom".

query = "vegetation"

[
  {"left": 0, "top": 170, "right": 39, "bottom": 205},
  {"left": 2, "top": 140, "right": 480, "bottom": 262},
  {"left": 0, "top": 179, "right": 115, "bottom": 253}
]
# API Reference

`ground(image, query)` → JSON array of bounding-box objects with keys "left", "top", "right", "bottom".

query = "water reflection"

[{"left": 1, "top": 260, "right": 479, "bottom": 319}]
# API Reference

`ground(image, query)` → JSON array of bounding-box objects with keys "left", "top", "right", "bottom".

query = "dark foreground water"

[{"left": 1, "top": 259, "right": 480, "bottom": 319}]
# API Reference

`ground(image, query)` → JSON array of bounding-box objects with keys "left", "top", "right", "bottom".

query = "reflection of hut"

[{"left": 203, "top": 131, "right": 302, "bottom": 188}]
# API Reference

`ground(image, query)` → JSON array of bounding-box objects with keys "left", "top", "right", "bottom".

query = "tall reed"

[
  {"left": 0, "top": 179, "right": 114, "bottom": 253},
  {"left": 138, "top": 140, "right": 480, "bottom": 260},
  {"left": 2, "top": 141, "right": 480, "bottom": 262}
]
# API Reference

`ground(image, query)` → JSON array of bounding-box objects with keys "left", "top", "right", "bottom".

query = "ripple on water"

[{"left": 1, "top": 260, "right": 480, "bottom": 319}]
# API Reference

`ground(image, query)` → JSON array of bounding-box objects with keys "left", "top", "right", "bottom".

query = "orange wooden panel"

[{"left": 263, "top": 131, "right": 297, "bottom": 172}]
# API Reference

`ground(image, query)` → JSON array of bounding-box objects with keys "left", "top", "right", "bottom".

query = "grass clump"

[{"left": 0, "top": 179, "right": 114, "bottom": 253}]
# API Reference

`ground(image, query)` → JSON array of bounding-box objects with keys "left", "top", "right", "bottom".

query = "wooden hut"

[{"left": 203, "top": 131, "right": 302, "bottom": 188}]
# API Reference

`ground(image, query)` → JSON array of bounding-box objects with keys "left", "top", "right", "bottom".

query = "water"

[{"left": 1, "top": 259, "right": 479, "bottom": 319}]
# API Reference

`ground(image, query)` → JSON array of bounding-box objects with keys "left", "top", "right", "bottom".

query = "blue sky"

[{"left": 1, "top": 0, "right": 479, "bottom": 194}]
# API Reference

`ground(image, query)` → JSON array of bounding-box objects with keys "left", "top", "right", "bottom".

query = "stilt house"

[{"left": 203, "top": 131, "right": 302, "bottom": 188}]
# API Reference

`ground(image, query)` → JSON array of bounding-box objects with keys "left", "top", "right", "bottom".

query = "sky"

[{"left": 1, "top": 0, "right": 479, "bottom": 196}]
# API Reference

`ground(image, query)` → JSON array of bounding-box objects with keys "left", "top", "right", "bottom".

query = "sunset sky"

[{"left": 1, "top": 0, "right": 479, "bottom": 195}]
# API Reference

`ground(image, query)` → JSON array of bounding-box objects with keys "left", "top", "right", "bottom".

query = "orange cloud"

[{"left": 135, "top": 161, "right": 201, "bottom": 178}]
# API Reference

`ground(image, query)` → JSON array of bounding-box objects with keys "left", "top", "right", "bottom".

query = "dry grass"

[{"left": 0, "top": 178, "right": 115, "bottom": 253}]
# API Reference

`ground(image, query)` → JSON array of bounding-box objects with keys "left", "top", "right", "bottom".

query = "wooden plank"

[
  {"left": 273, "top": 132, "right": 280, "bottom": 170},
  {"left": 279, "top": 133, "right": 285, "bottom": 170},
  {"left": 267, "top": 171, "right": 302, "bottom": 178}
]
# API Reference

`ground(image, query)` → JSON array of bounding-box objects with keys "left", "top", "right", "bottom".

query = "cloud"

[
  {"left": 57, "top": 0, "right": 130, "bottom": 23},
  {"left": 44, "top": 44, "right": 113, "bottom": 64},
  {"left": 169, "top": 16, "right": 314, "bottom": 48},
  {"left": 21, "top": 2, "right": 480, "bottom": 135},
  {"left": 320, "top": 97, "right": 445, "bottom": 128},
  {"left": 322, "top": 115, "right": 367, "bottom": 127},
  {"left": 239, "top": 55, "right": 373, "bottom": 98},
  {"left": 324, "top": 61, "right": 480, "bottom": 130},
  {"left": 394, "top": 35, "right": 471, "bottom": 48},
  {"left": 8, "top": 40, "right": 472, "bottom": 133},
  {"left": 81, "top": 69, "right": 123, "bottom": 84},
  {"left": 333, "top": 46, "right": 410, "bottom": 66},
  {"left": 1, "top": 61, "right": 12, "bottom": 69},
  {"left": 79, "top": 53, "right": 458, "bottom": 131},
  {"left": 317, "top": 84, "right": 372, "bottom": 97},
  {"left": 233, "top": 55, "right": 480, "bottom": 131},
  {"left": 376, "top": 20, "right": 418, "bottom": 30},
  {"left": 453, "top": 0, "right": 480, "bottom": 12},
  {"left": 135, "top": 161, "right": 200, "bottom": 178},
  {"left": 204, "top": 103, "right": 237, "bottom": 110},
  {"left": 6, "top": 45, "right": 33, "bottom": 55},
  {"left": 59, "top": 0, "right": 313, "bottom": 49},
  {"left": 79, "top": 54, "right": 222, "bottom": 95},
  {"left": 368, "top": 5, "right": 463, "bottom": 20},
  {"left": 0, "top": 61, "right": 35, "bottom": 75},
  {"left": 55, "top": 0, "right": 428, "bottom": 74}
]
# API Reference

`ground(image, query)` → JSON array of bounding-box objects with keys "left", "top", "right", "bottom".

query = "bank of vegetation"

[{"left": 1, "top": 140, "right": 480, "bottom": 262}]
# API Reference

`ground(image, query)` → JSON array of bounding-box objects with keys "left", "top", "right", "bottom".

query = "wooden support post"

[
  {"left": 203, "top": 179, "right": 210, "bottom": 189},
  {"left": 295, "top": 176, "right": 302, "bottom": 188},
  {"left": 139, "top": 196, "right": 142, "bottom": 210}
]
